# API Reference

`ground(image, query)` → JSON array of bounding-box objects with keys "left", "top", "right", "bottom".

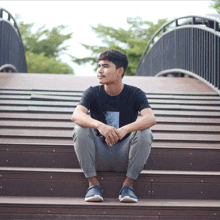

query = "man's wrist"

[{"left": 95, "top": 121, "right": 104, "bottom": 130}]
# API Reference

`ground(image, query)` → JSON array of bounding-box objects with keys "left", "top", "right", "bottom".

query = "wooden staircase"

[{"left": 0, "top": 73, "right": 220, "bottom": 219}]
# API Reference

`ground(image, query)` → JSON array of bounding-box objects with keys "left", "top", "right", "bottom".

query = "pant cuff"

[{"left": 84, "top": 171, "right": 97, "bottom": 179}]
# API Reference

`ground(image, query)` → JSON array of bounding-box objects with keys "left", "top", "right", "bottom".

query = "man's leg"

[
  {"left": 72, "top": 125, "right": 118, "bottom": 201},
  {"left": 126, "top": 128, "right": 153, "bottom": 180},
  {"left": 115, "top": 128, "right": 153, "bottom": 202},
  {"left": 72, "top": 125, "right": 97, "bottom": 179}
]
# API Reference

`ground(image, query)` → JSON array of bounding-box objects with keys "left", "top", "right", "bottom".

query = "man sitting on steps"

[{"left": 71, "top": 49, "right": 156, "bottom": 203}]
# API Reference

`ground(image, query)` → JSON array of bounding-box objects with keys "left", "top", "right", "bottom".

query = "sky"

[{"left": 0, "top": 0, "right": 217, "bottom": 76}]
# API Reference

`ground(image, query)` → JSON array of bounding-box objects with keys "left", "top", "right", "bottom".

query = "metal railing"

[
  {"left": 136, "top": 15, "right": 220, "bottom": 93},
  {"left": 0, "top": 8, "right": 27, "bottom": 73}
]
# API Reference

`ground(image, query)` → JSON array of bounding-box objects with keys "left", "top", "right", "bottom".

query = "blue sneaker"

[
  {"left": 119, "top": 185, "right": 138, "bottom": 203},
  {"left": 85, "top": 185, "right": 103, "bottom": 202}
]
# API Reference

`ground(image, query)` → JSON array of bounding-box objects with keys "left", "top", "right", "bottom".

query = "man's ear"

[{"left": 117, "top": 67, "right": 124, "bottom": 77}]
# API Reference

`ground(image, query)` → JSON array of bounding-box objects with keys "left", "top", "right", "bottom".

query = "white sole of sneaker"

[
  {"left": 85, "top": 195, "right": 103, "bottom": 202},
  {"left": 119, "top": 195, "right": 138, "bottom": 203}
]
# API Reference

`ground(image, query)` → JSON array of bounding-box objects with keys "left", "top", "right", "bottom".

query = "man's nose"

[{"left": 98, "top": 66, "right": 103, "bottom": 73}]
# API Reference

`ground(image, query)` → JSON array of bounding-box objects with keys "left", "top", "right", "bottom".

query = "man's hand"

[
  {"left": 117, "top": 127, "right": 128, "bottom": 140},
  {"left": 97, "top": 123, "right": 120, "bottom": 146}
]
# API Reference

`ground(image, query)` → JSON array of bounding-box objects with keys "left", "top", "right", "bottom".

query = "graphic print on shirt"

[{"left": 104, "top": 111, "right": 120, "bottom": 129}]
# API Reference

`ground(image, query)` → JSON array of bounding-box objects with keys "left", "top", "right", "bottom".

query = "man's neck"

[{"left": 104, "top": 83, "right": 124, "bottom": 96}]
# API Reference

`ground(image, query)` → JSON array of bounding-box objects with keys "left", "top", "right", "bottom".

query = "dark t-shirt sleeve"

[
  {"left": 78, "top": 86, "right": 94, "bottom": 110},
  {"left": 135, "top": 88, "right": 151, "bottom": 112}
]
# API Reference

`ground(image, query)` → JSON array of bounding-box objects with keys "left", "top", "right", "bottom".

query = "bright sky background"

[{"left": 0, "top": 0, "right": 217, "bottom": 76}]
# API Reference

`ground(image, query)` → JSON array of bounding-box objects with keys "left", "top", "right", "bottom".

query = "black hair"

[{"left": 97, "top": 49, "right": 129, "bottom": 77}]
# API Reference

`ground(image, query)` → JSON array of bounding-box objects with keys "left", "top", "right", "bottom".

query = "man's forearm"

[
  {"left": 122, "top": 115, "right": 156, "bottom": 134},
  {"left": 71, "top": 111, "right": 101, "bottom": 129}
]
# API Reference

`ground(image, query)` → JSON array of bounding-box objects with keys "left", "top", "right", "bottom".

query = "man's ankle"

[
  {"left": 88, "top": 176, "right": 100, "bottom": 187},
  {"left": 122, "top": 177, "right": 135, "bottom": 188}
]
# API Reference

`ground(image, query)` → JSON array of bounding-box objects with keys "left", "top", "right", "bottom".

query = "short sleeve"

[
  {"left": 78, "top": 86, "right": 94, "bottom": 110},
  {"left": 135, "top": 88, "right": 151, "bottom": 112}
]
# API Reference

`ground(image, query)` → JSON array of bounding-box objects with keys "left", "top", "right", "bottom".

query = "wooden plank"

[
  {"left": 1, "top": 128, "right": 220, "bottom": 142},
  {"left": 0, "top": 100, "right": 79, "bottom": 107},
  {"left": 1, "top": 121, "right": 219, "bottom": 134},
  {"left": 0, "top": 137, "right": 73, "bottom": 145},
  {"left": 0, "top": 128, "right": 219, "bottom": 142},
  {"left": 153, "top": 124, "right": 220, "bottom": 133},
  {"left": 0, "top": 112, "right": 72, "bottom": 121},
  {"left": 0, "top": 87, "right": 84, "bottom": 92},
  {"left": 0, "top": 90, "right": 83, "bottom": 96},
  {"left": 154, "top": 110, "right": 220, "bottom": 117},
  {"left": 0, "top": 168, "right": 219, "bottom": 199},
  {"left": 0, "top": 213, "right": 159, "bottom": 220},
  {"left": 0, "top": 95, "right": 31, "bottom": 100},
  {"left": 0, "top": 197, "right": 219, "bottom": 218},
  {"left": 1, "top": 100, "right": 220, "bottom": 112},
  {"left": 30, "top": 94, "right": 220, "bottom": 105},
  {"left": 0, "top": 151, "right": 79, "bottom": 168},
  {"left": 1, "top": 90, "right": 220, "bottom": 100},
  {"left": 1, "top": 145, "right": 219, "bottom": 171},
  {"left": 155, "top": 116, "right": 220, "bottom": 125},
  {"left": 1, "top": 136, "right": 220, "bottom": 147},
  {"left": 1, "top": 141, "right": 219, "bottom": 151},
  {"left": 1, "top": 106, "right": 220, "bottom": 117},
  {"left": 0, "top": 113, "right": 220, "bottom": 125},
  {"left": 0, "top": 120, "right": 74, "bottom": 129}
]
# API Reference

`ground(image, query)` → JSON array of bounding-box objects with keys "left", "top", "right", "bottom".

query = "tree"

[
  {"left": 71, "top": 17, "right": 167, "bottom": 76},
  {"left": 17, "top": 17, "right": 74, "bottom": 74},
  {"left": 210, "top": 0, "right": 220, "bottom": 14},
  {"left": 26, "top": 52, "right": 73, "bottom": 74}
]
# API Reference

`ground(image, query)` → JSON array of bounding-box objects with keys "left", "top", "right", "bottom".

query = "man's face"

[{"left": 97, "top": 60, "right": 122, "bottom": 85}]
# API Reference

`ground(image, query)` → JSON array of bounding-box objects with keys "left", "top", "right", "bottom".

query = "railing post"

[
  {"left": 175, "top": 20, "right": 179, "bottom": 27},
  {"left": 214, "top": 21, "right": 219, "bottom": 31},
  {"left": 7, "top": 13, "right": 10, "bottom": 21}
]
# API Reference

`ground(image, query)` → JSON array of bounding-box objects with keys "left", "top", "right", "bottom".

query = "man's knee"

[
  {"left": 138, "top": 128, "right": 154, "bottom": 146},
  {"left": 72, "top": 125, "right": 91, "bottom": 140}
]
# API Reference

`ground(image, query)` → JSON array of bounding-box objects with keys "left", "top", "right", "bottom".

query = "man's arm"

[
  {"left": 71, "top": 105, "right": 120, "bottom": 145},
  {"left": 117, "top": 108, "right": 156, "bottom": 140},
  {"left": 71, "top": 105, "right": 99, "bottom": 129}
]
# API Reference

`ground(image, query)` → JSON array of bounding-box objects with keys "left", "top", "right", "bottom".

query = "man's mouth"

[{"left": 97, "top": 74, "right": 105, "bottom": 78}]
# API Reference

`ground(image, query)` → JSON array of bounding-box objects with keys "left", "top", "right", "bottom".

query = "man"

[{"left": 71, "top": 49, "right": 156, "bottom": 203}]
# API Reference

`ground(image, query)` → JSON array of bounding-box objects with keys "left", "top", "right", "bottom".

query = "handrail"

[
  {"left": 0, "top": 8, "right": 22, "bottom": 38},
  {"left": 0, "top": 8, "right": 28, "bottom": 73},
  {"left": 0, "top": 64, "right": 17, "bottom": 73},
  {"left": 137, "top": 14, "right": 220, "bottom": 71}
]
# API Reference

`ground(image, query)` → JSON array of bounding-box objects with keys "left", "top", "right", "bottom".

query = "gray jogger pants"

[{"left": 72, "top": 125, "right": 153, "bottom": 180}]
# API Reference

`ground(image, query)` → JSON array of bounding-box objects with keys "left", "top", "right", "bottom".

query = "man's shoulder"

[
  {"left": 124, "top": 84, "right": 144, "bottom": 94},
  {"left": 84, "top": 85, "right": 103, "bottom": 95}
]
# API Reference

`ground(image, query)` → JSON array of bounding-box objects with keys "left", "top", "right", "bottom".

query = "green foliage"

[
  {"left": 210, "top": 0, "right": 220, "bottom": 13},
  {"left": 26, "top": 52, "right": 74, "bottom": 74},
  {"left": 71, "top": 17, "right": 167, "bottom": 76},
  {"left": 17, "top": 16, "right": 74, "bottom": 74}
]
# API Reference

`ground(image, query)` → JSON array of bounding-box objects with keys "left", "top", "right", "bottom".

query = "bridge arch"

[
  {"left": 136, "top": 15, "right": 220, "bottom": 94},
  {"left": 0, "top": 8, "right": 27, "bottom": 73}
]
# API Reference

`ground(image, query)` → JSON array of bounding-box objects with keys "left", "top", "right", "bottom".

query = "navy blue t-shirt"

[{"left": 79, "top": 84, "right": 151, "bottom": 142}]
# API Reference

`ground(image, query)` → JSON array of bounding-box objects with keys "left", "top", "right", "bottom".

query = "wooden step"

[
  {"left": 1, "top": 99, "right": 220, "bottom": 112},
  {"left": 0, "top": 120, "right": 219, "bottom": 134},
  {"left": 0, "top": 88, "right": 219, "bottom": 98},
  {"left": 1, "top": 106, "right": 220, "bottom": 118},
  {"left": 0, "top": 128, "right": 219, "bottom": 143},
  {"left": 0, "top": 143, "right": 219, "bottom": 171},
  {"left": 0, "top": 167, "right": 219, "bottom": 200},
  {"left": 0, "top": 94, "right": 220, "bottom": 106},
  {"left": 1, "top": 112, "right": 220, "bottom": 125},
  {"left": 0, "top": 197, "right": 219, "bottom": 219}
]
